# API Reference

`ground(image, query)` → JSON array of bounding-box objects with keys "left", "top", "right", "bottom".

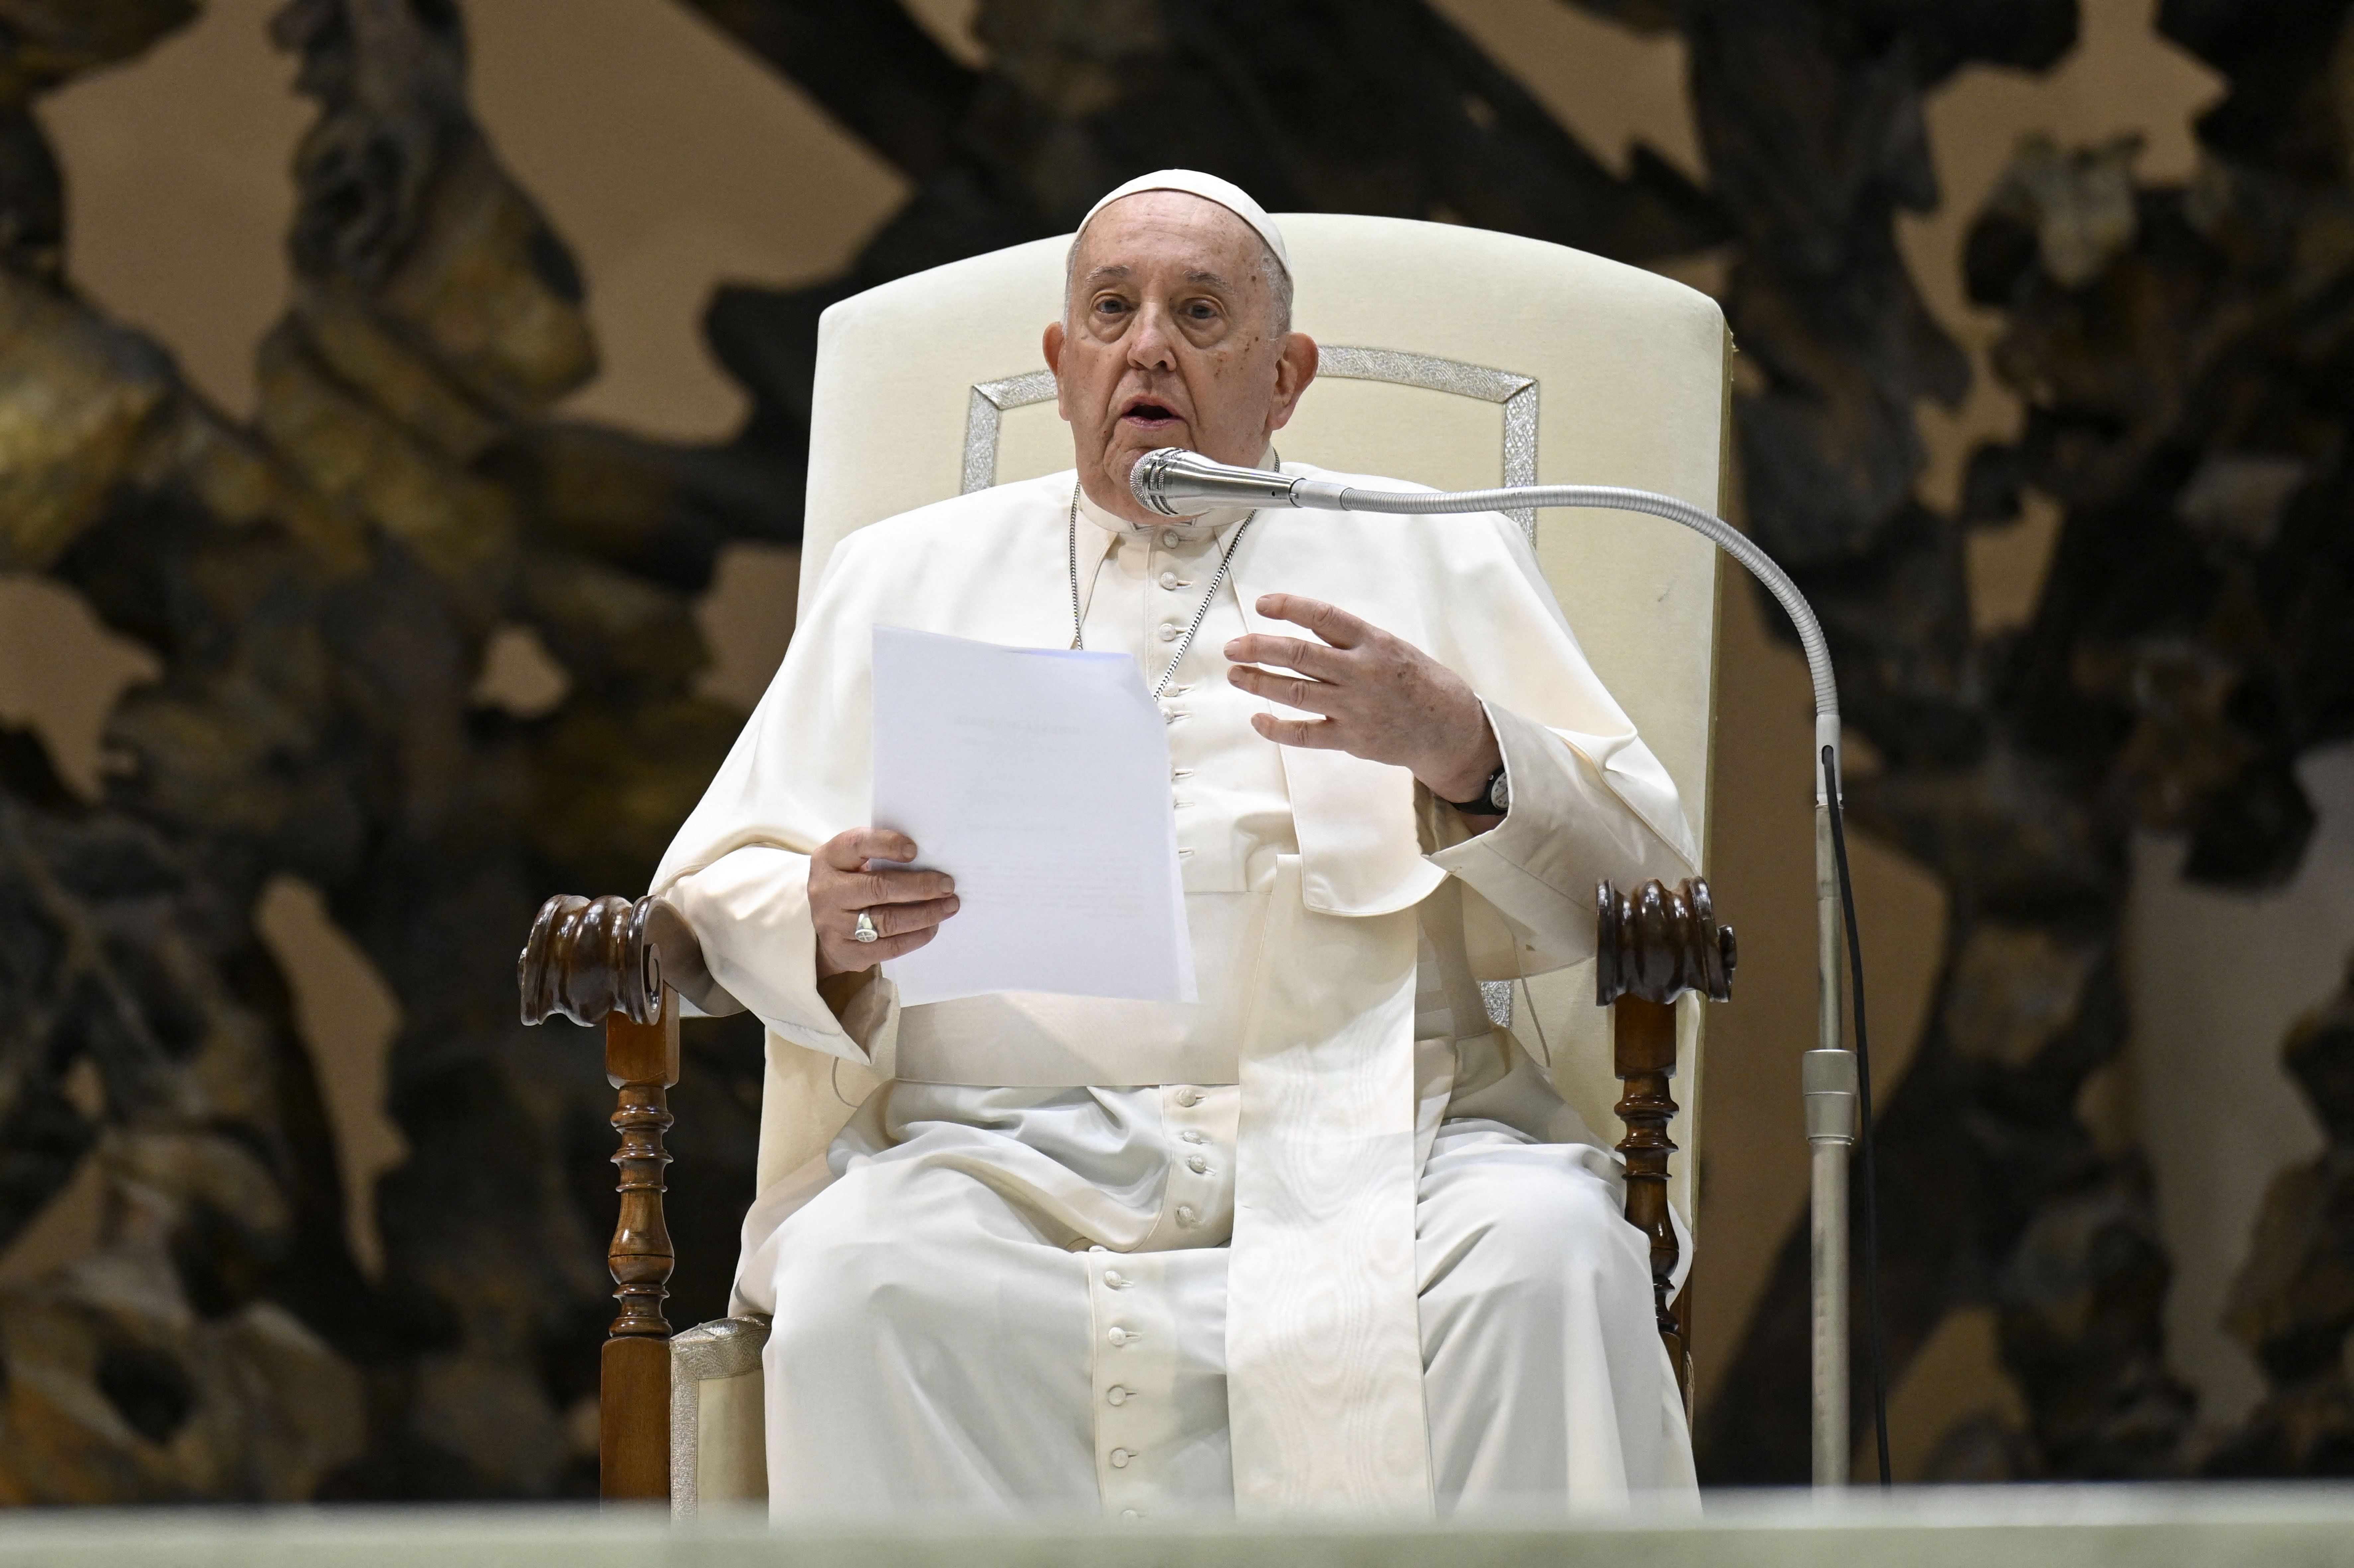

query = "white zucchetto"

[{"left": 1077, "top": 169, "right": 1290, "bottom": 276}]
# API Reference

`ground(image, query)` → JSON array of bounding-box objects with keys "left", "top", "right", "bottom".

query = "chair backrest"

[{"left": 793, "top": 213, "right": 1727, "bottom": 1226}]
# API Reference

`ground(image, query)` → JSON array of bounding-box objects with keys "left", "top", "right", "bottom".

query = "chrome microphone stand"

[{"left": 1132, "top": 447, "right": 1868, "bottom": 1486}]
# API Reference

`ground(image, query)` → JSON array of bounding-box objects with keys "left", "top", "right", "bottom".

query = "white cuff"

[
  {"left": 664, "top": 846, "right": 872, "bottom": 1064},
  {"left": 1428, "top": 701, "right": 1697, "bottom": 969}
]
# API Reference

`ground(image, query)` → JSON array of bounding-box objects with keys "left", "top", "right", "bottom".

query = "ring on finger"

[{"left": 852, "top": 910, "right": 880, "bottom": 944}]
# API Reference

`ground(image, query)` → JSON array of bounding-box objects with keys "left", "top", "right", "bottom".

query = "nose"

[{"left": 1126, "top": 300, "right": 1179, "bottom": 372}]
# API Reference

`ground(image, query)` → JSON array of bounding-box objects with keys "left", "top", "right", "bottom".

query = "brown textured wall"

[{"left": 1, "top": 0, "right": 2344, "bottom": 1481}]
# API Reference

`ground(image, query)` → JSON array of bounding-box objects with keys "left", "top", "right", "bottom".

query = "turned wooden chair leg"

[
  {"left": 601, "top": 993, "right": 678, "bottom": 1501},
  {"left": 1597, "top": 876, "right": 1737, "bottom": 1412},
  {"left": 1614, "top": 993, "right": 1688, "bottom": 1396}
]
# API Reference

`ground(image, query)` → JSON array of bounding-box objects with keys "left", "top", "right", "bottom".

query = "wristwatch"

[{"left": 1442, "top": 763, "right": 1509, "bottom": 817}]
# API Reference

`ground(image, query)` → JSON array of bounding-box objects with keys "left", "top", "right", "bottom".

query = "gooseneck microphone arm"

[{"left": 1132, "top": 445, "right": 1887, "bottom": 1488}]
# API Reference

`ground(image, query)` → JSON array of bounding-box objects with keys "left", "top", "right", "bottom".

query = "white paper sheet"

[{"left": 871, "top": 625, "right": 1197, "bottom": 1008}]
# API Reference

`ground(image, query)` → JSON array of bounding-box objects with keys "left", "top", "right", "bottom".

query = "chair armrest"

[{"left": 519, "top": 892, "right": 746, "bottom": 1025}]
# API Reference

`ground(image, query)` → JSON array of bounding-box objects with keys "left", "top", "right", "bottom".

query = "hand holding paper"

[{"left": 869, "top": 626, "right": 1197, "bottom": 1008}]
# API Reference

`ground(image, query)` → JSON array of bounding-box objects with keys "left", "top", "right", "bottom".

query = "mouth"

[{"left": 1118, "top": 395, "right": 1184, "bottom": 429}]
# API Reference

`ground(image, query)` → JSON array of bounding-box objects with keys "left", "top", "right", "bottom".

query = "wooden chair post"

[
  {"left": 517, "top": 892, "right": 683, "bottom": 1503},
  {"left": 1614, "top": 993, "right": 1686, "bottom": 1377},
  {"left": 1596, "top": 877, "right": 1737, "bottom": 1403},
  {"left": 601, "top": 997, "right": 678, "bottom": 1501}
]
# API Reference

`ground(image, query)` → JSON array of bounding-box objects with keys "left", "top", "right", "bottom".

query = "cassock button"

[
  {"left": 1109, "top": 1448, "right": 1135, "bottom": 1469},
  {"left": 1108, "top": 1326, "right": 1140, "bottom": 1346},
  {"left": 1103, "top": 1269, "right": 1130, "bottom": 1289},
  {"left": 1174, "top": 1087, "right": 1203, "bottom": 1107},
  {"left": 1120, "top": 1510, "right": 1142, "bottom": 1522},
  {"left": 1186, "top": 1154, "right": 1209, "bottom": 1175},
  {"left": 1179, "top": 1129, "right": 1207, "bottom": 1144},
  {"left": 1159, "top": 529, "right": 1182, "bottom": 548},
  {"left": 1158, "top": 570, "right": 1182, "bottom": 590},
  {"left": 1157, "top": 622, "right": 1182, "bottom": 642},
  {"left": 1106, "top": 1385, "right": 1131, "bottom": 1406},
  {"left": 1175, "top": 1204, "right": 1199, "bottom": 1228}
]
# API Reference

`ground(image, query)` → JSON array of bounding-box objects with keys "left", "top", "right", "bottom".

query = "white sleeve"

[
  {"left": 1428, "top": 700, "right": 1698, "bottom": 974},
  {"left": 664, "top": 847, "right": 883, "bottom": 1064}
]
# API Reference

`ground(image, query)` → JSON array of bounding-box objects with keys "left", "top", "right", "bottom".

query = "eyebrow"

[{"left": 1078, "top": 264, "right": 1240, "bottom": 291}]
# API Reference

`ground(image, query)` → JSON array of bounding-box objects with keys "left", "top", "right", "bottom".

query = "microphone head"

[{"left": 1129, "top": 447, "right": 1300, "bottom": 515}]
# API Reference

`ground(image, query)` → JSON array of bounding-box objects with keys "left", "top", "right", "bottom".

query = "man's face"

[{"left": 1044, "top": 192, "right": 1317, "bottom": 525}]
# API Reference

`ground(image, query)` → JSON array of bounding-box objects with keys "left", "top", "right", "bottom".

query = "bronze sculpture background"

[{"left": 0, "top": 0, "right": 2346, "bottom": 1499}]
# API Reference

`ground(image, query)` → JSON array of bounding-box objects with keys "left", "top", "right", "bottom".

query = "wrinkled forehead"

[{"left": 1070, "top": 190, "right": 1277, "bottom": 288}]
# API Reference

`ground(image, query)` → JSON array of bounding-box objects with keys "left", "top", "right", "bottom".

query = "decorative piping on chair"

[
  {"left": 668, "top": 1316, "right": 771, "bottom": 1519},
  {"left": 960, "top": 348, "right": 1541, "bottom": 543}
]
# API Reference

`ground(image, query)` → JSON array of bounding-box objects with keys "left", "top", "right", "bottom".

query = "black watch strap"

[{"left": 1442, "top": 764, "right": 1508, "bottom": 816}]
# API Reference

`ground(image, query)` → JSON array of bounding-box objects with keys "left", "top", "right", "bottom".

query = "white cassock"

[{"left": 651, "top": 463, "right": 1702, "bottom": 1520}]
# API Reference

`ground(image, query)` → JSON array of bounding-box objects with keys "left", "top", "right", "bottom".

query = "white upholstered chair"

[{"left": 666, "top": 214, "right": 1731, "bottom": 1511}]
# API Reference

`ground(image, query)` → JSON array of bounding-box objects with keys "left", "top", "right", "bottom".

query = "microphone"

[
  {"left": 1129, "top": 447, "right": 1330, "bottom": 512},
  {"left": 1133, "top": 441, "right": 1884, "bottom": 1487}
]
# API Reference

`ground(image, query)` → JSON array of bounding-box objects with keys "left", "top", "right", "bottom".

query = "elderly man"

[{"left": 653, "top": 171, "right": 1699, "bottom": 1518}]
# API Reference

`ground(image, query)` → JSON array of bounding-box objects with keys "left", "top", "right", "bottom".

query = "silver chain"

[{"left": 1067, "top": 482, "right": 1257, "bottom": 700}]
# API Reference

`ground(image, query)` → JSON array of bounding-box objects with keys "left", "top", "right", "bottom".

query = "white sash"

[{"left": 1226, "top": 857, "right": 1432, "bottom": 1513}]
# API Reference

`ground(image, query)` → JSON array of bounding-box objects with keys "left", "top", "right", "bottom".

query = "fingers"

[
  {"left": 818, "top": 890, "right": 958, "bottom": 974},
  {"left": 820, "top": 826, "right": 918, "bottom": 869},
  {"left": 1226, "top": 661, "right": 1339, "bottom": 715},
  {"left": 855, "top": 894, "right": 960, "bottom": 939},
  {"left": 855, "top": 926, "right": 941, "bottom": 964},
  {"left": 1255, "top": 593, "right": 1367, "bottom": 648},
  {"left": 1251, "top": 711, "right": 1347, "bottom": 749},
  {"left": 845, "top": 865, "right": 957, "bottom": 906},
  {"left": 824, "top": 921, "right": 941, "bottom": 970},
  {"left": 1222, "top": 632, "right": 1348, "bottom": 679}
]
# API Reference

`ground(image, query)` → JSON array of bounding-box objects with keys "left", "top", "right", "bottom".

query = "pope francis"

[{"left": 650, "top": 170, "right": 1702, "bottom": 1519}]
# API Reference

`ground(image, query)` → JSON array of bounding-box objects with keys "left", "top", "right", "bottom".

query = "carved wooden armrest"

[
  {"left": 1595, "top": 876, "right": 1737, "bottom": 1405},
  {"left": 518, "top": 892, "right": 744, "bottom": 1026},
  {"left": 516, "top": 891, "right": 745, "bottom": 1502}
]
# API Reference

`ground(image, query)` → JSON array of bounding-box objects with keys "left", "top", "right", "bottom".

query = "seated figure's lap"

[
  {"left": 1416, "top": 1121, "right": 1676, "bottom": 1501},
  {"left": 766, "top": 1116, "right": 1652, "bottom": 1367},
  {"left": 760, "top": 1114, "right": 1679, "bottom": 1507},
  {"left": 768, "top": 1150, "right": 1088, "bottom": 1357},
  {"left": 762, "top": 1144, "right": 1107, "bottom": 1507}
]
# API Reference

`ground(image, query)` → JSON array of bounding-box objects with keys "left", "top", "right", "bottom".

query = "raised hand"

[{"left": 1224, "top": 593, "right": 1502, "bottom": 807}]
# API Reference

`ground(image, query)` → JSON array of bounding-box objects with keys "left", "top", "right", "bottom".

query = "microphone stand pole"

[{"left": 1132, "top": 451, "right": 1863, "bottom": 1486}]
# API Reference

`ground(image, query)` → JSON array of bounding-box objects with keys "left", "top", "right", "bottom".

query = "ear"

[
  {"left": 1265, "top": 332, "right": 1319, "bottom": 434},
  {"left": 1043, "top": 321, "right": 1069, "bottom": 419}
]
